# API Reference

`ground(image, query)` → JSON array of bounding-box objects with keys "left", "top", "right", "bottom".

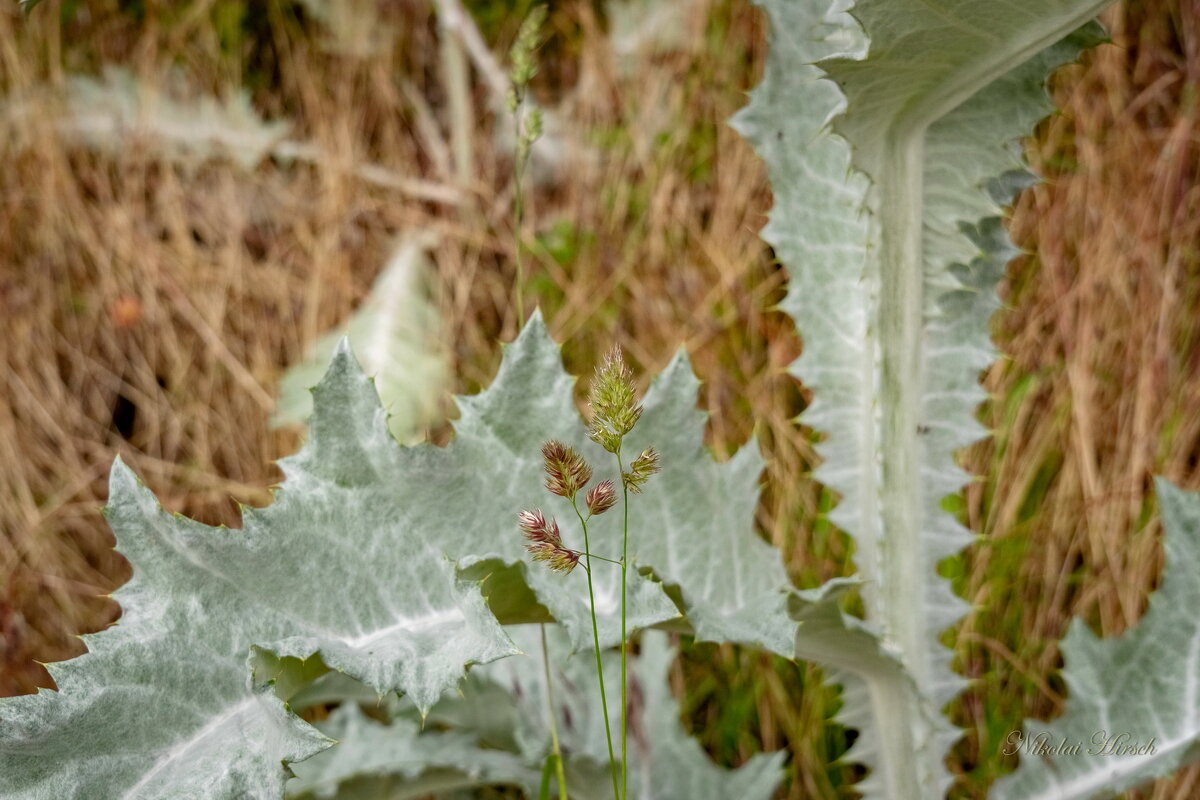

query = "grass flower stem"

[
  {"left": 571, "top": 498, "right": 621, "bottom": 800},
  {"left": 539, "top": 623, "right": 569, "bottom": 800},
  {"left": 577, "top": 551, "right": 621, "bottom": 567},
  {"left": 513, "top": 109, "right": 527, "bottom": 324},
  {"left": 616, "top": 448, "right": 629, "bottom": 800}
]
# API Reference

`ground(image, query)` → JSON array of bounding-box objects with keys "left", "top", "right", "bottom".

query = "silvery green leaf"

[
  {"left": 453, "top": 324, "right": 800, "bottom": 655},
  {"left": 272, "top": 234, "right": 448, "bottom": 445},
  {"left": 628, "top": 630, "right": 785, "bottom": 800},
  {"left": 0, "top": 345, "right": 525, "bottom": 798},
  {"left": 606, "top": 0, "right": 705, "bottom": 77},
  {"left": 0, "top": 313, "right": 689, "bottom": 798},
  {"left": 478, "top": 625, "right": 618, "bottom": 769},
  {"left": 625, "top": 354, "right": 796, "bottom": 656},
  {"left": 405, "top": 313, "right": 680, "bottom": 649},
  {"left": 297, "top": 0, "right": 396, "bottom": 57},
  {"left": 992, "top": 480, "right": 1200, "bottom": 800},
  {"left": 0, "top": 405, "right": 519, "bottom": 798},
  {"left": 54, "top": 67, "right": 288, "bottom": 168},
  {"left": 732, "top": 0, "right": 1109, "bottom": 796},
  {"left": 286, "top": 705, "right": 539, "bottom": 799},
  {"left": 787, "top": 578, "right": 945, "bottom": 798},
  {"left": 402, "top": 312, "right": 797, "bottom": 654},
  {"left": 441, "top": 626, "right": 785, "bottom": 800}
]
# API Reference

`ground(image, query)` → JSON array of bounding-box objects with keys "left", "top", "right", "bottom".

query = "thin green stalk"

[
  {"left": 577, "top": 550, "right": 622, "bottom": 567},
  {"left": 513, "top": 108, "right": 526, "bottom": 324},
  {"left": 572, "top": 498, "right": 621, "bottom": 800},
  {"left": 507, "top": 4, "right": 544, "bottom": 327},
  {"left": 539, "top": 623, "right": 569, "bottom": 800},
  {"left": 616, "top": 448, "right": 629, "bottom": 800}
]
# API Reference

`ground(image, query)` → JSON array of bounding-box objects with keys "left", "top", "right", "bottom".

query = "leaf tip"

[
  {"left": 508, "top": 307, "right": 556, "bottom": 355},
  {"left": 106, "top": 455, "right": 145, "bottom": 507},
  {"left": 328, "top": 335, "right": 359, "bottom": 366}
]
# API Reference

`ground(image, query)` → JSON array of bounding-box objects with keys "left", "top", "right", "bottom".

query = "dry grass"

[
  {"left": 0, "top": 0, "right": 1197, "bottom": 798},
  {"left": 951, "top": 1, "right": 1200, "bottom": 796}
]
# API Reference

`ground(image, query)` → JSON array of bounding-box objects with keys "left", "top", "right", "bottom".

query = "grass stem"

[
  {"left": 514, "top": 107, "right": 527, "bottom": 325},
  {"left": 617, "top": 448, "right": 629, "bottom": 800},
  {"left": 572, "top": 498, "right": 621, "bottom": 800},
  {"left": 577, "top": 551, "right": 622, "bottom": 567},
  {"left": 539, "top": 623, "right": 569, "bottom": 799}
]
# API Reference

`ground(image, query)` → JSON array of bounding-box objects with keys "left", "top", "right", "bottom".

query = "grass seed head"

[
  {"left": 526, "top": 541, "right": 580, "bottom": 574},
  {"left": 518, "top": 508, "right": 577, "bottom": 573},
  {"left": 517, "top": 508, "right": 555, "bottom": 542},
  {"left": 508, "top": 5, "right": 547, "bottom": 90},
  {"left": 586, "top": 479, "right": 618, "bottom": 515},
  {"left": 542, "top": 440, "right": 592, "bottom": 499},
  {"left": 587, "top": 347, "right": 643, "bottom": 452},
  {"left": 623, "top": 447, "right": 661, "bottom": 494}
]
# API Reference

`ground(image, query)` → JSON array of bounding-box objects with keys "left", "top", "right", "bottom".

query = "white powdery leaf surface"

[
  {"left": 0, "top": 310, "right": 799, "bottom": 797},
  {"left": 394, "top": 313, "right": 681, "bottom": 651},
  {"left": 395, "top": 312, "right": 791, "bottom": 654},
  {"left": 992, "top": 480, "right": 1200, "bottom": 800}
]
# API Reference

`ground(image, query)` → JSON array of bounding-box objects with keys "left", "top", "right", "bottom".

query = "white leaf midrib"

[
  {"left": 120, "top": 697, "right": 258, "bottom": 800},
  {"left": 825, "top": 3, "right": 1116, "bottom": 797}
]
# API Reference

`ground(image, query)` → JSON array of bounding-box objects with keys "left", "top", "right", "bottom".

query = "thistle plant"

[
  {"left": 518, "top": 348, "right": 659, "bottom": 800},
  {"left": 10, "top": 3, "right": 1198, "bottom": 799}
]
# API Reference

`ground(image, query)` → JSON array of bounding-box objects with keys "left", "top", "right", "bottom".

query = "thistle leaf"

[
  {"left": 51, "top": 67, "right": 288, "bottom": 168},
  {"left": 272, "top": 234, "right": 448, "bottom": 445},
  {"left": 494, "top": 628, "right": 782, "bottom": 796},
  {"left": 626, "top": 354, "right": 796, "bottom": 655},
  {"left": 0, "top": 304, "right": 805, "bottom": 796},
  {"left": 419, "top": 315, "right": 680, "bottom": 648},
  {"left": 445, "top": 627, "right": 785, "bottom": 800},
  {"left": 286, "top": 705, "right": 540, "bottom": 799},
  {"left": 733, "top": 0, "right": 1109, "bottom": 795},
  {"left": 0, "top": 315, "right": 665, "bottom": 797},
  {"left": 992, "top": 480, "right": 1200, "bottom": 800},
  {"left": 627, "top": 630, "right": 785, "bottom": 799},
  {"left": 414, "top": 314, "right": 793, "bottom": 653},
  {"left": 0, "top": 349, "right": 519, "bottom": 798},
  {"left": 0, "top": 369, "right": 520, "bottom": 797}
]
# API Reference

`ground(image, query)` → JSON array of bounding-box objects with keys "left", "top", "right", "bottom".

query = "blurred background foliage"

[{"left": 1, "top": 0, "right": 1199, "bottom": 797}]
